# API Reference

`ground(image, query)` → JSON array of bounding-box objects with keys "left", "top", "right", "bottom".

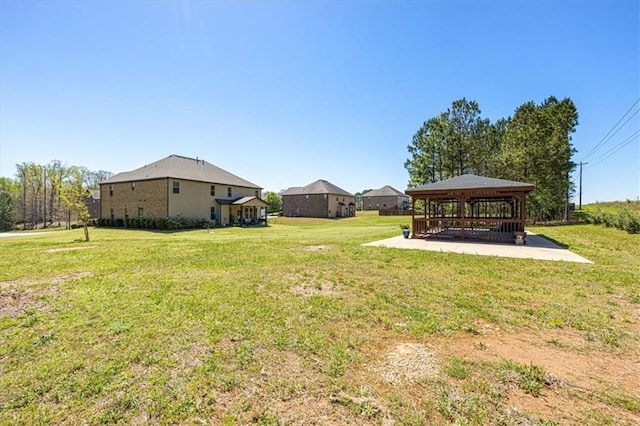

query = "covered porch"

[
  {"left": 216, "top": 196, "right": 269, "bottom": 226},
  {"left": 405, "top": 175, "right": 535, "bottom": 244}
]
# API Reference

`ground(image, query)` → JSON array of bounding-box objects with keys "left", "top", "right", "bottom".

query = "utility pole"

[{"left": 579, "top": 161, "right": 588, "bottom": 210}]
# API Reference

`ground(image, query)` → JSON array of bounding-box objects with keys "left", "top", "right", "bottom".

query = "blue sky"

[{"left": 1, "top": 0, "right": 638, "bottom": 203}]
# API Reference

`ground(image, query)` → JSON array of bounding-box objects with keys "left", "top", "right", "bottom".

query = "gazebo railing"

[{"left": 412, "top": 218, "right": 522, "bottom": 242}]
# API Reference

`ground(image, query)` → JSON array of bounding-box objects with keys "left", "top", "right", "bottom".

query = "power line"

[
  {"left": 581, "top": 97, "right": 640, "bottom": 161},
  {"left": 584, "top": 129, "right": 640, "bottom": 170}
]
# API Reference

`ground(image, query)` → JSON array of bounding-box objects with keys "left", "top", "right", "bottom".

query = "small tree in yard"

[
  {"left": 264, "top": 191, "right": 282, "bottom": 214},
  {"left": 60, "top": 166, "right": 91, "bottom": 241}
]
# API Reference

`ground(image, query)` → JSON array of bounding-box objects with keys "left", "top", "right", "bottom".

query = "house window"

[
  {"left": 227, "top": 187, "right": 232, "bottom": 197},
  {"left": 138, "top": 207, "right": 144, "bottom": 217},
  {"left": 124, "top": 208, "right": 128, "bottom": 219},
  {"left": 255, "top": 190, "right": 259, "bottom": 197},
  {"left": 210, "top": 207, "right": 216, "bottom": 220},
  {"left": 173, "top": 181, "right": 180, "bottom": 194},
  {"left": 323, "top": 194, "right": 327, "bottom": 199},
  {"left": 131, "top": 182, "right": 135, "bottom": 190},
  {"left": 110, "top": 209, "right": 114, "bottom": 220},
  {"left": 109, "top": 184, "right": 114, "bottom": 196},
  {"left": 211, "top": 185, "right": 215, "bottom": 196}
]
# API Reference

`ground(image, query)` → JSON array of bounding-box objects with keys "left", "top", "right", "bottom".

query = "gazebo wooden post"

[
  {"left": 411, "top": 197, "right": 416, "bottom": 237},
  {"left": 460, "top": 194, "right": 466, "bottom": 239},
  {"left": 423, "top": 197, "right": 428, "bottom": 230},
  {"left": 520, "top": 194, "right": 526, "bottom": 231}
]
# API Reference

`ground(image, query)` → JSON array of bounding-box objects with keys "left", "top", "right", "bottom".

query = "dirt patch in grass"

[
  {"left": 368, "top": 342, "right": 440, "bottom": 385},
  {"left": 212, "top": 349, "right": 369, "bottom": 425},
  {"left": 439, "top": 322, "right": 639, "bottom": 396},
  {"left": 301, "top": 245, "right": 335, "bottom": 252},
  {"left": 44, "top": 245, "right": 98, "bottom": 253},
  {"left": 286, "top": 272, "right": 342, "bottom": 297},
  {"left": 441, "top": 324, "right": 639, "bottom": 424},
  {"left": 0, "top": 272, "right": 92, "bottom": 318},
  {"left": 355, "top": 324, "right": 639, "bottom": 424}
]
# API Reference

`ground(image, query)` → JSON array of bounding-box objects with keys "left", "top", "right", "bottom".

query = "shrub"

[
  {"left": 619, "top": 209, "right": 640, "bottom": 234},
  {"left": 585, "top": 208, "right": 640, "bottom": 234}
]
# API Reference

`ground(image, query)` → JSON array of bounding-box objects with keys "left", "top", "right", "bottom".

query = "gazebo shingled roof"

[{"left": 407, "top": 174, "right": 534, "bottom": 193}]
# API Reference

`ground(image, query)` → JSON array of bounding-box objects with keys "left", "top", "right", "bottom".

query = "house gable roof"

[
  {"left": 283, "top": 179, "right": 354, "bottom": 197},
  {"left": 406, "top": 174, "right": 534, "bottom": 194},
  {"left": 364, "top": 185, "right": 407, "bottom": 197},
  {"left": 101, "top": 155, "right": 261, "bottom": 189},
  {"left": 216, "top": 196, "right": 267, "bottom": 207}
]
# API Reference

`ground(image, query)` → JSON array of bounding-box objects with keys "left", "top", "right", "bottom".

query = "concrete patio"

[{"left": 363, "top": 232, "right": 592, "bottom": 263}]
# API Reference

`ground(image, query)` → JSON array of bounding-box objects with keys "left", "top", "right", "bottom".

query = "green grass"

[{"left": 1, "top": 212, "right": 638, "bottom": 424}]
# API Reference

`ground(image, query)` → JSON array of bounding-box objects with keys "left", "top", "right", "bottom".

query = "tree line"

[
  {"left": 0, "top": 161, "right": 112, "bottom": 233},
  {"left": 404, "top": 96, "right": 578, "bottom": 222}
]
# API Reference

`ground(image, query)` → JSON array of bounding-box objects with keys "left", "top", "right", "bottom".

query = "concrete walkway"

[
  {"left": 0, "top": 232, "right": 52, "bottom": 238},
  {"left": 363, "top": 232, "right": 592, "bottom": 264}
]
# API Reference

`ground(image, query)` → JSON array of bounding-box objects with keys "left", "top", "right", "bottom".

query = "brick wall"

[
  {"left": 363, "top": 195, "right": 409, "bottom": 210},
  {"left": 283, "top": 194, "right": 329, "bottom": 217},
  {"left": 100, "top": 179, "right": 168, "bottom": 219}
]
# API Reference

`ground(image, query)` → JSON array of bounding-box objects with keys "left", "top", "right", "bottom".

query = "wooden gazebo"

[{"left": 405, "top": 175, "right": 535, "bottom": 243}]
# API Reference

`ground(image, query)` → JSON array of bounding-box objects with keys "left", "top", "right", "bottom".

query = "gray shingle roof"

[
  {"left": 407, "top": 174, "right": 534, "bottom": 192},
  {"left": 283, "top": 179, "right": 354, "bottom": 197},
  {"left": 363, "top": 185, "right": 407, "bottom": 197},
  {"left": 101, "top": 155, "right": 261, "bottom": 189}
]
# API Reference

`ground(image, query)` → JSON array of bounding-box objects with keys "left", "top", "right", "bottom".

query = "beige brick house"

[
  {"left": 282, "top": 179, "right": 355, "bottom": 218},
  {"left": 362, "top": 185, "right": 410, "bottom": 211},
  {"left": 100, "top": 155, "right": 266, "bottom": 226}
]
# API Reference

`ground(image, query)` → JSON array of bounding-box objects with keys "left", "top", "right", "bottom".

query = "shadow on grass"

[{"left": 534, "top": 234, "right": 569, "bottom": 249}]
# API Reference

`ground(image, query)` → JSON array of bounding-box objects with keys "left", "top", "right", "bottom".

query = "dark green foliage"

[
  {"left": 502, "top": 97, "right": 578, "bottom": 222},
  {"left": 99, "top": 215, "right": 208, "bottom": 230},
  {"left": 0, "top": 190, "right": 14, "bottom": 231}
]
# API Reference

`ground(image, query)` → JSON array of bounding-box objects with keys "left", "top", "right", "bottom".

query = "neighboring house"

[
  {"left": 282, "top": 179, "right": 356, "bottom": 218},
  {"left": 84, "top": 189, "right": 101, "bottom": 219},
  {"left": 362, "top": 185, "right": 410, "bottom": 211},
  {"left": 100, "top": 155, "right": 267, "bottom": 226}
]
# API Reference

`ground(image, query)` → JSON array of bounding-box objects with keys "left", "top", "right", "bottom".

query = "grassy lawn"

[{"left": 1, "top": 211, "right": 638, "bottom": 425}]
